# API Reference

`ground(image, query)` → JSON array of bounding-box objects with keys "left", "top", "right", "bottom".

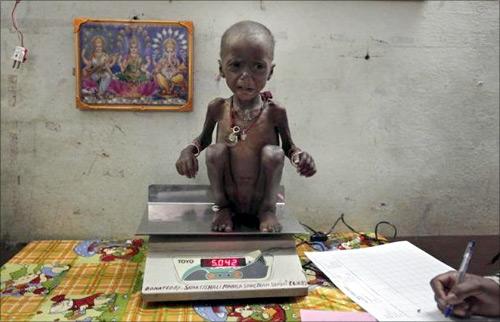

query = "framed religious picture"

[{"left": 73, "top": 18, "right": 193, "bottom": 111}]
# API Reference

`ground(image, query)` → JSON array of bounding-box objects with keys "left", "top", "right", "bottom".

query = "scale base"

[
  {"left": 138, "top": 185, "right": 308, "bottom": 303},
  {"left": 142, "top": 235, "right": 308, "bottom": 303}
]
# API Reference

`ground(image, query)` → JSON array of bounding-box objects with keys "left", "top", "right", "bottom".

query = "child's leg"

[
  {"left": 206, "top": 143, "right": 234, "bottom": 232},
  {"left": 257, "top": 145, "right": 285, "bottom": 232}
]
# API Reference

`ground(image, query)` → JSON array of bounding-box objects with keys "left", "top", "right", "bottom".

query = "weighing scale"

[{"left": 136, "top": 184, "right": 308, "bottom": 303}]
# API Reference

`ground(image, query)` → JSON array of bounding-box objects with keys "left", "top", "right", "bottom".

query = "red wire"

[{"left": 11, "top": 0, "right": 24, "bottom": 47}]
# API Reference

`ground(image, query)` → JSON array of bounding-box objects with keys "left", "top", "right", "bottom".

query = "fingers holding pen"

[{"left": 430, "top": 271, "right": 457, "bottom": 301}]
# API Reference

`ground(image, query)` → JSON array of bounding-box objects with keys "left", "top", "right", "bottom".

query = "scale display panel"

[
  {"left": 200, "top": 257, "right": 246, "bottom": 267},
  {"left": 173, "top": 250, "right": 272, "bottom": 281}
]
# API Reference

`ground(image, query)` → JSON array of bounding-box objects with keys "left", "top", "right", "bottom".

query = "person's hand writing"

[{"left": 430, "top": 271, "right": 500, "bottom": 317}]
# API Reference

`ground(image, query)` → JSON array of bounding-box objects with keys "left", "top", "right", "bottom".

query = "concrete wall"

[{"left": 1, "top": 1, "right": 498, "bottom": 242}]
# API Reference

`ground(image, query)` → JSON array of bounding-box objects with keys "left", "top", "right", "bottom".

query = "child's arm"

[
  {"left": 273, "top": 104, "right": 316, "bottom": 177},
  {"left": 175, "top": 98, "right": 224, "bottom": 178}
]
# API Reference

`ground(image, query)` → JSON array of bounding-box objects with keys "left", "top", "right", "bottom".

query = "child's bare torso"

[{"left": 215, "top": 97, "right": 279, "bottom": 212}]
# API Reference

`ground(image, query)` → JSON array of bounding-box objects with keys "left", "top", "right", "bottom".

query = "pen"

[{"left": 444, "top": 240, "right": 476, "bottom": 318}]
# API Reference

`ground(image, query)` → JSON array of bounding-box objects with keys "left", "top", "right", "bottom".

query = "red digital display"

[{"left": 200, "top": 257, "right": 246, "bottom": 267}]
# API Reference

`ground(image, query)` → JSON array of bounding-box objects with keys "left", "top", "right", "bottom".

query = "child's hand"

[
  {"left": 295, "top": 151, "right": 316, "bottom": 177},
  {"left": 430, "top": 271, "right": 500, "bottom": 317},
  {"left": 175, "top": 148, "right": 199, "bottom": 178}
]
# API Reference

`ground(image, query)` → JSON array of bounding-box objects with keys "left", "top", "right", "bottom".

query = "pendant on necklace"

[
  {"left": 240, "top": 130, "right": 247, "bottom": 141},
  {"left": 228, "top": 126, "right": 240, "bottom": 144}
]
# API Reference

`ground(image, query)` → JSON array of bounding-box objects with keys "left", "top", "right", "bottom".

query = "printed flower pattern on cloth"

[
  {"left": 0, "top": 264, "right": 70, "bottom": 297},
  {"left": 1, "top": 234, "right": 377, "bottom": 321}
]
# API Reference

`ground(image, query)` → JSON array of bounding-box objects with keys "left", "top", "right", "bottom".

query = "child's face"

[{"left": 220, "top": 36, "right": 274, "bottom": 102}]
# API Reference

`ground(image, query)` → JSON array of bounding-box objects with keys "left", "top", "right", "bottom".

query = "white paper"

[{"left": 305, "top": 241, "right": 454, "bottom": 321}]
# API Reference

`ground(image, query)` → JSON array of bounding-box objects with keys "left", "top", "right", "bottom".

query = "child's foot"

[
  {"left": 258, "top": 211, "right": 282, "bottom": 232},
  {"left": 212, "top": 208, "right": 234, "bottom": 232}
]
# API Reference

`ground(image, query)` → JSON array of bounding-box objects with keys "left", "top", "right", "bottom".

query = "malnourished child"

[{"left": 176, "top": 21, "right": 316, "bottom": 232}]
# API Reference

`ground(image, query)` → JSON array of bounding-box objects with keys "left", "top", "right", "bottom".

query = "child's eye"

[
  {"left": 252, "top": 63, "right": 266, "bottom": 73},
  {"left": 229, "top": 62, "right": 241, "bottom": 69}
]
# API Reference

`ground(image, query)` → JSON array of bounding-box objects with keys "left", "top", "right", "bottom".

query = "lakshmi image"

[
  {"left": 154, "top": 38, "right": 187, "bottom": 97},
  {"left": 107, "top": 33, "right": 156, "bottom": 99},
  {"left": 117, "top": 36, "right": 150, "bottom": 83},
  {"left": 81, "top": 35, "right": 117, "bottom": 98}
]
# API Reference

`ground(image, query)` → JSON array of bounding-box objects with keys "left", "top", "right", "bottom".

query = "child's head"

[{"left": 219, "top": 21, "right": 275, "bottom": 102}]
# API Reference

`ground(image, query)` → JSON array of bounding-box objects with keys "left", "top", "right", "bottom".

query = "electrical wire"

[
  {"left": 329, "top": 213, "right": 397, "bottom": 242},
  {"left": 326, "top": 213, "right": 346, "bottom": 235},
  {"left": 299, "top": 222, "right": 318, "bottom": 234},
  {"left": 374, "top": 220, "right": 398, "bottom": 241},
  {"left": 294, "top": 235, "right": 312, "bottom": 248},
  {"left": 11, "top": 0, "right": 24, "bottom": 47},
  {"left": 327, "top": 213, "right": 360, "bottom": 235},
  {"left": 301, "top": 260, "right": 322, "bottom": 274},
  {"left": 302, "top": 213, "right": 398, "bottom": 244}
]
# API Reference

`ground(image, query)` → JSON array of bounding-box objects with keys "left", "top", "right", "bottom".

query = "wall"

[{"left": 1, "top": 1, "right": 498, "bottom": 242}]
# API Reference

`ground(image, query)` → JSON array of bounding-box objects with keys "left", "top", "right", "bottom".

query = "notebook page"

[{"left": 306, "top": 241, "right": 454, "bottom": 321}]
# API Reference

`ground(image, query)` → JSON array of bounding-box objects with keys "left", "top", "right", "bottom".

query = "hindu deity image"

[
  {"left": 108, "top": 29, "right": 157, "bottom": 99},
  {"left": 77, "top": 22, "right": 191, "bottom": 108},
  {"left": 117, "top": 36, "right": 150, "bottom": 83},
  {"left": 81, "top": 35, "right": 116, "bottom": 99},
  {"left": 154, "top": 38, "right": 187, "bottom": 97}
]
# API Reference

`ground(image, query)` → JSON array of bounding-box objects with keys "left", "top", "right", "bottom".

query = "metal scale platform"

[{"left": 136, "top": 184, "right": 308, "bottom": 303}]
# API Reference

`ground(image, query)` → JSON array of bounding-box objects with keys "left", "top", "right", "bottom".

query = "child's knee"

[
  {"left": 206, "top": 143, "right": 228, "bottom": 165},
  {"left": 261, "top": 145, "right": 284, "bottom": 169}
]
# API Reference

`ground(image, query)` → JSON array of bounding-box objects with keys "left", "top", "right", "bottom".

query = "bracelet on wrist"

[
  {"left": 188, "top": 141, "right": 200, "bottom": 157},
  {"left": 290, "top": 150, "right": 303, "bottom": 167}
]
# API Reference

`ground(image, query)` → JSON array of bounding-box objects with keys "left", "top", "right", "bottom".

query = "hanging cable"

[
  {"left": 300, "top": 222, "right": 318, "bottom": 234},
  {"left": 11, "top": 0, "right": 24, "bottom": 47},
  {"left": 10, "top": 0, "right": 28, "bottom": 69},
  {"left": 374, "top": 220, "right": 398, "bottom": 241}
]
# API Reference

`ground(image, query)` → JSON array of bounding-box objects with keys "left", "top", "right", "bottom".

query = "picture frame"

[{"left": 73, "top": 18, "right": 193, "bottom": 111}]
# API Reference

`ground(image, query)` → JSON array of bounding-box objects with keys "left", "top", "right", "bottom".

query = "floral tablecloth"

[{"left": 0, "top": 233, "right": 385, "bottom": 321}]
